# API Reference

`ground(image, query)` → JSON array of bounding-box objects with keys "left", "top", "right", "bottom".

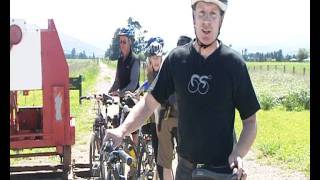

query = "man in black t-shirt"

[{"left": 104, "top": 1, "right": 260, "bottom": 180}]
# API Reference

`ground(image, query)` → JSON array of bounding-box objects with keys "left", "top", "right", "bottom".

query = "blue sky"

[{"left": 11, "top": 0, "right": 310, "bottom": 55}]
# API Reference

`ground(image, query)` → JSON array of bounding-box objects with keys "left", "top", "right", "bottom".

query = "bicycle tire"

[
  {"left": 89, "top": 133, "right": 96, "bottom": 174},
  {"left": 100, "top": 158, "right": 107, "bottom": 179},
  {"left": 137, "top": 145, "right": 144, "bottom": 178}
]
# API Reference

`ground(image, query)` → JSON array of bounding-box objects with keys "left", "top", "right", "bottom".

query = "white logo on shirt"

[{"left": 187, "top": 74, "right": 211, "bottom": 94}]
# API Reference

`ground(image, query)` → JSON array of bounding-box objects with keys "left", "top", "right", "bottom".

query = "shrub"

[
  {"left": 281, "top": 89, "right": 310, "bottom": 111},
  {"left": 259, "top": 94, "right": 277, "bottom": 110}
]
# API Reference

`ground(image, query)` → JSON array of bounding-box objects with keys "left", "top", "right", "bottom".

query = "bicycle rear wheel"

[{"left": 89, "top": 133, "right": 100, "bottom": 176}]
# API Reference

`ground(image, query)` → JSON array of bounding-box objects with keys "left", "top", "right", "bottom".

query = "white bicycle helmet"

[
  {"left": 191, "top": 0, "right": 228, "bottom": 12},
  {"left": 145, "top": 37, "right": 164, "bottom": 57}
]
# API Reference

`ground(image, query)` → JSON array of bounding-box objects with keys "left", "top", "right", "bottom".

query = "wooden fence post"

[{"left": 293, "top": 66, "right": 295, "bottom": 74}]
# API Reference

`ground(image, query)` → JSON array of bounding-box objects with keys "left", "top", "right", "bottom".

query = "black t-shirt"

[{"left": 151, "top": 40, "right": 260, "bottom": 168}]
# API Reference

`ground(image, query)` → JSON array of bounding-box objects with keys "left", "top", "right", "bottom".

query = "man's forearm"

[
  {"left": 119, "top": 93, "right": 160, "bottom": 137},
  {"left": 233, "top": 114, "right": 257, "bottom": 157}
]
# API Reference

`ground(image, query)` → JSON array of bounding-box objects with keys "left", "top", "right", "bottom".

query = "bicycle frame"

[{"left": 80, "top": 93, "right": 115, "bottom": 177}]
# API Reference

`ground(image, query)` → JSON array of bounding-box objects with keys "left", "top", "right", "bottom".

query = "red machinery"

[{"left": 10, "top": 19, "right": 75, "bottom": 174}]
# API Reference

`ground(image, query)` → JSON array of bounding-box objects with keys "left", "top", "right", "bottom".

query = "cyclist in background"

[
  {"left": 141, "top": 36, "right": 165, "bottom": 179},
  {"left": 109, "top": 25, "right": 140, "bottom": 99},
  {"left": 108, "top": 25, "right": 140, "bottom": 140}
]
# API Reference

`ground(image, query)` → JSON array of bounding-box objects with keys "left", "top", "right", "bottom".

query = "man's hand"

[
  {"left": 125, "top": 91, "right": 140, "bottom": 101},
  {"left": 229, "top": 153, "right": 247, "bottom": 180},
  {"left": 110, "top": 91, "right": 119, "bottom": 96},
  {"left": 103, "top": 128, "right": 124, "bottom": 149}
]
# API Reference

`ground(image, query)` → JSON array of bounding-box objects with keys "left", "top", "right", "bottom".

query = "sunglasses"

[{"left": 120, "top": 40, "right": 128, "bottom": 45}]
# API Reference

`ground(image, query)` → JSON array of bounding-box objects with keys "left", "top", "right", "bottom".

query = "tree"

[
  {"left": 106, "top": 28, "right": 121, "bottom": 60},
  {"left": 78, "top": 50, "right": 87, "bottom": 59},
  {"left": 296, "top": 48, "right": 309, "bottom": 61},
  {"left": 105, "top": 17, "right": 148, "bottom": 60},
  {"left": 243, "top": 48, "right": 248, "bottom": 61},
  {"left": 127, "top": 17, "right": 148, "bottom": 54},
  {"left": 71, "top": 48, "right": 76, "bottom": 59},
  {"left": 285, "top": 54, "right": 292, "bottom": 61},
  {"left": 275, "top": 49, "right": 283, "bottom": 61}
]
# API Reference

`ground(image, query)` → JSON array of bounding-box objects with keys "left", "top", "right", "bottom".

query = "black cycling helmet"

[{"left": 177, "top": 35, "right": 192, "bottom": 46}]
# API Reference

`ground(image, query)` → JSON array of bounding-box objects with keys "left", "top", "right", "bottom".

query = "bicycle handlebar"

[
  {"left": 101, "top": 139, "right": 133, "bottom": 166},
  {"left": 114, "top": 149, "right": 133, "bottom": 166},
  {"left": 80, "top": 93, "right": 115, "bottom": 105}
]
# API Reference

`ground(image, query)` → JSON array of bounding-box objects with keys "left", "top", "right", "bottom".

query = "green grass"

[
  {"left": 68, "top": 59, "right": 100, "bottom": 145},
  {"left": 68, "top": 59, "right": 100, "bottom": 95},
  {"left": 234, "top": 108, "right": 310, "bottom": 176}
]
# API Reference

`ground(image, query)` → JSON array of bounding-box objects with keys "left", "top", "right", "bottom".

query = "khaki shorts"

[{"left": 156, "top": 117, "right": 178, "bottom": 169}]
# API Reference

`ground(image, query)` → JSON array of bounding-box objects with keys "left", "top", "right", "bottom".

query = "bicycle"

[
  {"left": 116, "top": 94, "right": 157, "bottom": 180},
  {"left": 99, "top": 139, "right": 134, "bottom": 180},
  {"left": 103, "top": 81, "right": 157, "bottom": 179},
  {"left": 80, "top": 93, "right": 115, "bottom": 176}
]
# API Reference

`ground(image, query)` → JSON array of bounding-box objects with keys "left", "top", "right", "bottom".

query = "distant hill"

[{"left": 59, "top": 33, "right": 105, "bottom": 58}]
